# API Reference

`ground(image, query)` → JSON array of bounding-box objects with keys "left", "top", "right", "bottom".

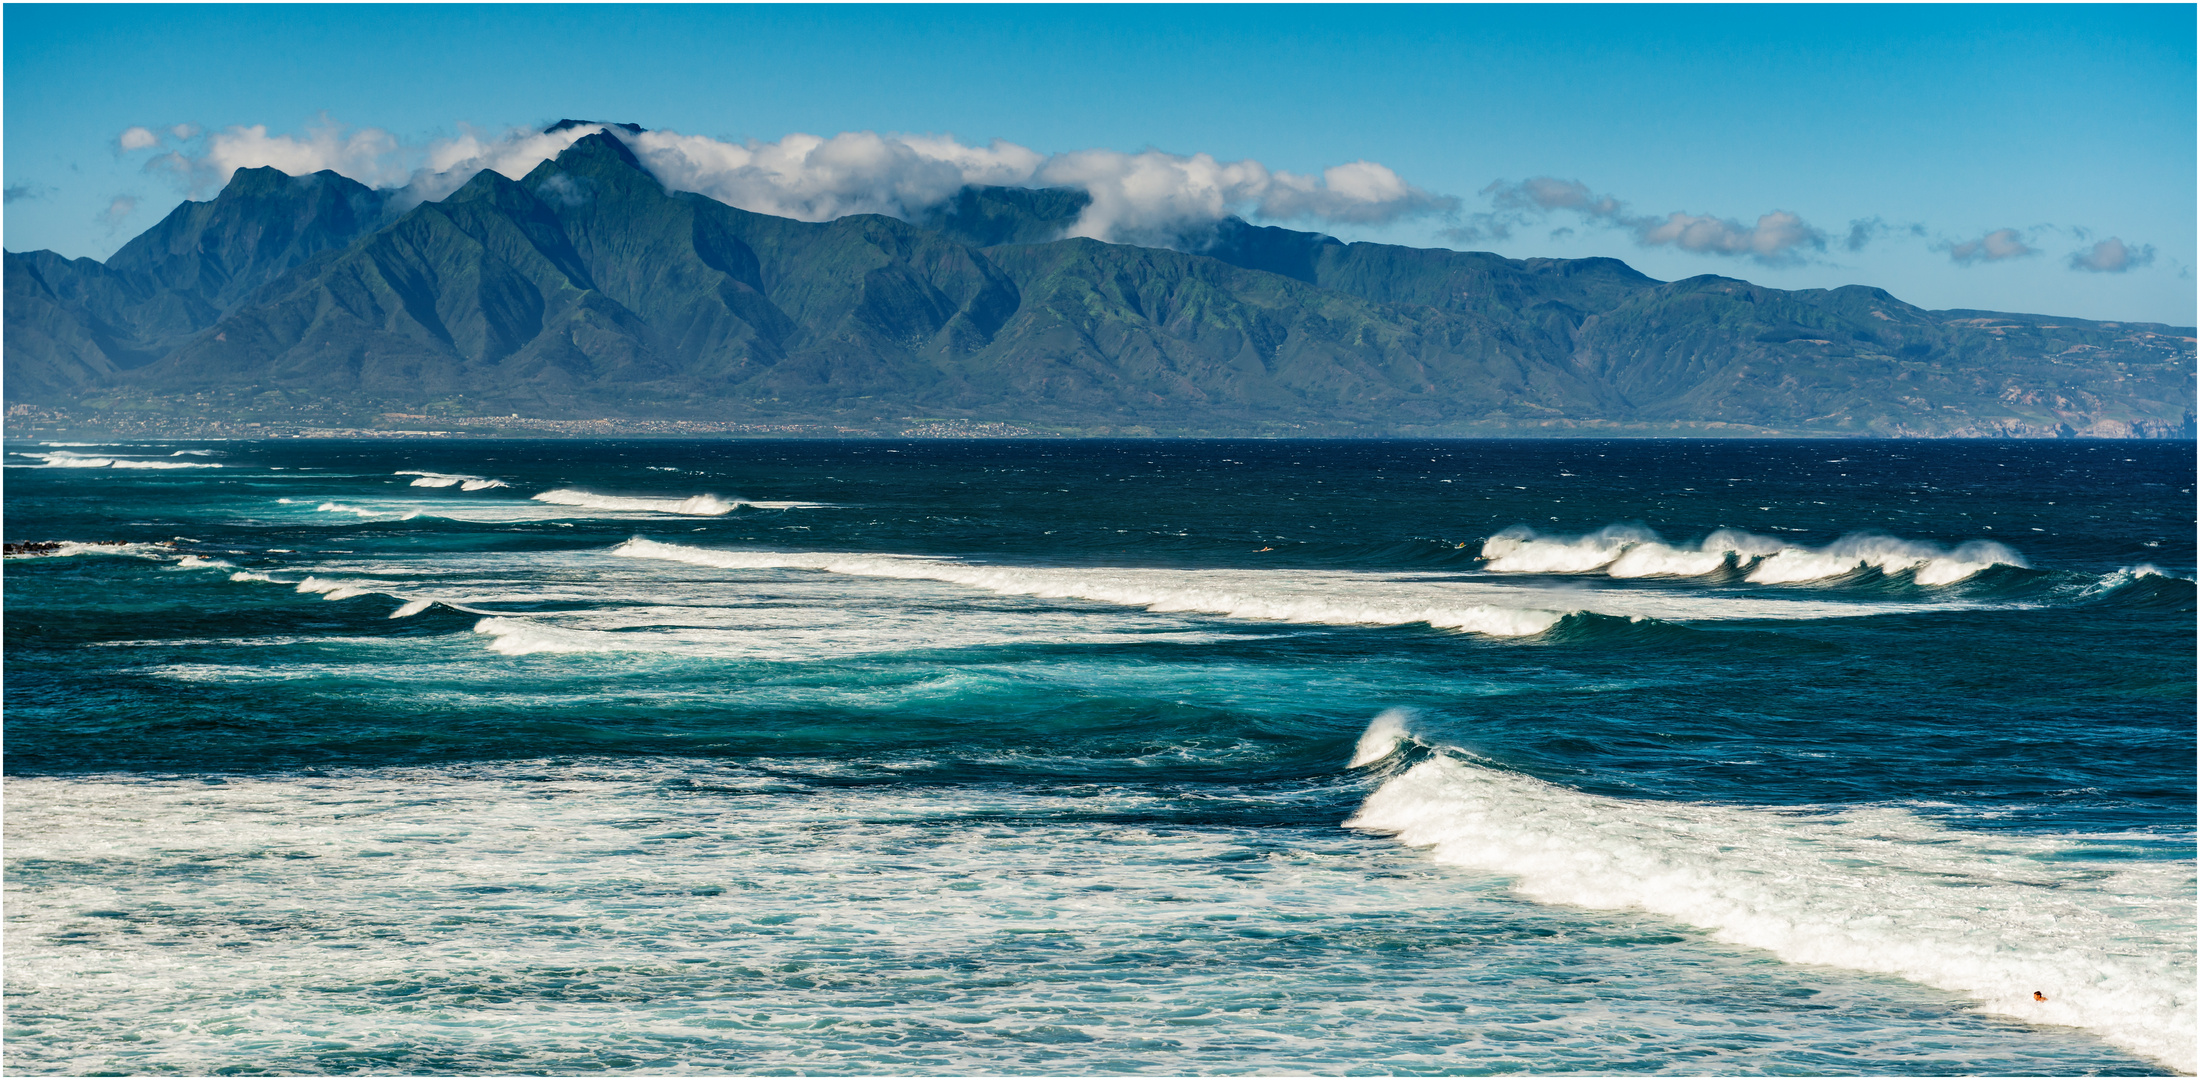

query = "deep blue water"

[{"left": 4, "top": 438, "right": 2193, "bottom": 1075}]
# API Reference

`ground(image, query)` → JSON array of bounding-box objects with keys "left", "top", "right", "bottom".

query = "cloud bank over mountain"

[{"left": 124, "top": 119, "right": 1455, "bottom": 247}]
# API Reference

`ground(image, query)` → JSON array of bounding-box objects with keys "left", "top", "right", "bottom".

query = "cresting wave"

[
  {"left": 611, "top": 537, "right": 1564, "bottom": 636},
  {"left": 1344, "top": 717, "right": 2197, "bottom": 1072},
  {"left": 1483, "top": 525, "right": 2026, "bottom": 585},
  {"left": 397, "top": 470, "right": 509, "bottom": 490},
  {"left": 10, "top": 450, "right": 222, "bottom": 470}
]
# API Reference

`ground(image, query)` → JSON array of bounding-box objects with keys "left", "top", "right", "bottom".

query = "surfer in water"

[{"left": 2033, "top": 991, "right": 2048, "bottom": 1002}]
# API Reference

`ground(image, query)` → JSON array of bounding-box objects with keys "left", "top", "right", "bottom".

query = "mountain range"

[{"left": 7, "top": 126, "right": 2193, "bottom": 438}]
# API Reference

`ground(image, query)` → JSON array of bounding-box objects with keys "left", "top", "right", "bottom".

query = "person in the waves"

[{"left": 2033, "top": 991, "right": 2048, "bottom": 1002}]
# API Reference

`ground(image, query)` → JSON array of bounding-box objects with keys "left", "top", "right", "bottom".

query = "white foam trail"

[
  {"left": 1349, "top": 710, "right": 1416, "bottom": 768},
  {"left": 315, "top": 501, "right": 422, "bottom": 520},
  {"left": 228, "top": 570, "right": 284, "bottom": 584},
  {"left": 1749, "top": 536, "right": 2026, "bottom": 586},
  {"left": 397, "top": 470, "right": 509, "bottom": 490},
  {"left": 169, "top": 450, "right": 222, "bottom": 457},
  {"left": 532, "top": 489, "right": 738, "bottom": 516},
  {"left": 1348, "top": 755, "right": 2196, "bottom": 1072},
  {"left": 172, "top": 555, "right": 235, "bottom": 570},
  {"left": 390, "top": 598, "right": 434, "bottom": 619},
  {"left": 612, "top": 538, "right": 1565, "bottom": 637}
]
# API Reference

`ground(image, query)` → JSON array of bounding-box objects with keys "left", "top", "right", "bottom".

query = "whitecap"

[{"left": 397, "top": 470, "right": 509, "bottom": 490}]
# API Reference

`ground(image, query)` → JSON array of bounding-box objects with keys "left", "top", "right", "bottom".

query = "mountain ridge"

[{"left": 7, "top": 130, "right": 2192, "bottom": 438}]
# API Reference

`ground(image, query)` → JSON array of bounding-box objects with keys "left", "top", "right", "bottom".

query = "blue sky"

[{"left": 5, "top": 3, "right": 2192, "bottom": 323}]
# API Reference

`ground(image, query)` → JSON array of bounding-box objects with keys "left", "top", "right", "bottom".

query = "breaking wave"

[
  {"left": 1482, "top": 525, "right": 2026, "bottom": 586},
  {"left": 1345, "top": 715, "right": 2196, "bottom": 1073},
  {"left": 397, "top": 470, "right": 509, "bottom": 491}
]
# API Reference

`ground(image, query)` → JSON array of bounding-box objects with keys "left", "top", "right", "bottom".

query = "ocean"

[{"left": 3, "top": 437, "right": 2192, "bottom": 1076}]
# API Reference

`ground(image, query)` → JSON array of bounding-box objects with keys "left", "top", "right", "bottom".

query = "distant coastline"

[{"left": 5, "top": 407, "right": 2193, "bottom": 442}]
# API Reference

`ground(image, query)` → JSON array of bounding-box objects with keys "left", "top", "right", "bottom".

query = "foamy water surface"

[{"left": 5, "top": 438, "right": 2191, "bottom": 1075}]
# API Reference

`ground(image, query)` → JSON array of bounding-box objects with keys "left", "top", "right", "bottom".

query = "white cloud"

[
  {"left": 1635, "top": 209, "right": 1823, "bottom": 262},
  {"left": 1455, "top": 176, "right": 1826, "bottom": 266},
  {"left": 618, "top": 128, "right": 1044, "bottom": 223},
  {"left": 118, "top": 126, "right": 159, "bottom": 151},
  {"left": 97, "top": 194, "right": 138, "bottom": 231},
  {"left": 148, "top": 117, "right": 1454, "bottom": 246},
  {"left": 1943, "top": 228, "right": 2035, "bottom": 265},
  {"left": 622, "top": 129, "right": 1452, "bottom": 244},
  {"left": 2067, "top": 236, "right": 2154, "bottom": 273},
  {"left": 151, "top": 118, "right": 408, "bottom": 195}
]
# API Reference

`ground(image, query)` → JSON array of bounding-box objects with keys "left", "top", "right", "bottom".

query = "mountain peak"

[
  {"left": 218, "top": 166, "right": 370, "bottom": 201},
  {"left": 544, "top": 119, "right": 645, "bottom": 136},
  {"left": 551, "top": 130, "right": 644, "bottom": 171}
]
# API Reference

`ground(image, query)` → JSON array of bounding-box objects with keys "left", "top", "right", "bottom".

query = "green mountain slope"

[{"left": 6, "top": 132, "right": 2191, "bottom": 437}]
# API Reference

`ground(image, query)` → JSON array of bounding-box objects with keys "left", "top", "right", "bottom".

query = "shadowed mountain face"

[{"left": 7, "top": 132, "right": 2193, "bottom": 436}]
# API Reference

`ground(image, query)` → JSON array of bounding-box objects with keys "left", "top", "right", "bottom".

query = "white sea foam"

[
  {"left": 396, "top": 470, "right": 509, "bottom": 490},
  {"left": 172, "top": 555, "right": 235, "bottom": 571},
  {"left": 532, "top": 489, "right": 740, "bottom": 515},
  {"left": 1347, "top": 724, "right": 2197, "bottom": 1072},
  {"left": 612, "top": 538, "right": 1566, "bottom": 637},
  {"left": 5, "top": 541, "right": 174, "bottom": 560},
  {"left": 389, "top": 598, "right": 434, "bottom": 619},
  {"left": 20, "top": 450, "right": 223, "bottom": 469}
]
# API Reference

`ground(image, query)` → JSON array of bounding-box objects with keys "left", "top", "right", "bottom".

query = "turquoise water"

[{"left": 4, "top": 438, "right": 2193, "bottom": 1075}]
